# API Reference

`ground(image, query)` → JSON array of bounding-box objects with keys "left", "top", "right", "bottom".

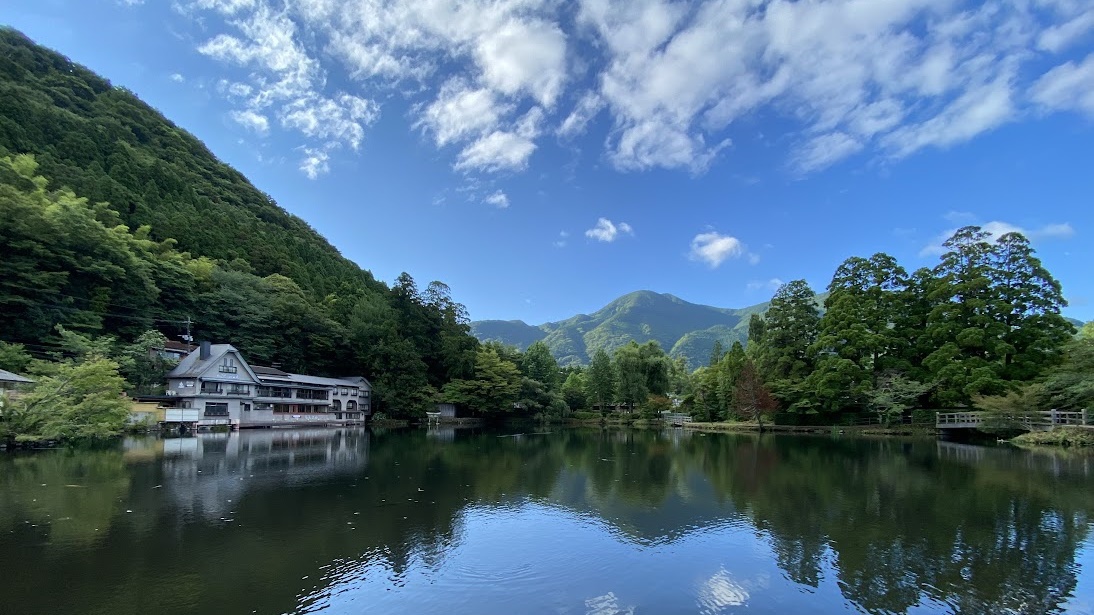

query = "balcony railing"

[{"left": 219, "top": 365, "right": 238, "bottom": 373}]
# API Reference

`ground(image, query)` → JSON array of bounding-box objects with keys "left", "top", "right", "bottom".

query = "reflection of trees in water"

[
  {"left": 701, "top": 435, "right": 1091, "bottom": 614},
  {"left": 0, "top": 429, "right": 1090, "bottom": 615}
]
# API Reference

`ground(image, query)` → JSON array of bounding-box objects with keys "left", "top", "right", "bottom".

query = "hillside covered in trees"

[
  {"left": 471, "top": 291, "right": 797, "bottom": 367},
  {"left": 0, "top": 28, "right": 479, "bottom": 419}
]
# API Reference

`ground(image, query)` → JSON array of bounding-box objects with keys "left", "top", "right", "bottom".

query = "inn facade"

[{"left": 162, "top": 342, "right": 372, "bottom": 429}]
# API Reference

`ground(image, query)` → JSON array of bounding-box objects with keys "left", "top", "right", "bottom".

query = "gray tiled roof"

[
  {"left": 166, "top": 344, "right": 240, "bottom": 378},
  {"left": 0, "top": 368, "right": 33, "bottom": 384}
]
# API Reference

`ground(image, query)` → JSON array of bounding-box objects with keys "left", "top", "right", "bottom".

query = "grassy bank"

[
  {"left": 1011, "top": 426, "right": 1094, "bottom": 448},
  {"left": 684, "top": 422, "right": 936, "bottom": 436}
]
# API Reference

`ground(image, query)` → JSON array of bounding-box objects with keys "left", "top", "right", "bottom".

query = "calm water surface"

[{"left": 1, "top": 428, "right": 1092, "bottom": 615}]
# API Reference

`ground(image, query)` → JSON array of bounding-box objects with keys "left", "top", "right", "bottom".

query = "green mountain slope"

[
  {"left": 0, "top": 28, "right": 478, "bottom": 418},
  {"left": 471, "top": 290, "right": 794, "bottom": 368}
]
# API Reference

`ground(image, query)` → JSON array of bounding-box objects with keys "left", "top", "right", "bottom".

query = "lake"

[{"left": 1, "top": 427, "right": 1092, "bottom": 614}]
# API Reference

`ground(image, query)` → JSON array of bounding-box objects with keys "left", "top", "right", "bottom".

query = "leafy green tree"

[
  {"left": 614, "top": 342, "right": 649, "bottom": 410},
  {"left": 1041, "top": 324, "right": 1094, "bottom": 412},
  {"left": 441, "top": 346, "right": 521, "bottom": 416},
  {"left": 522, "top": 341, "right": 560, "bottom": 390},
  {"left": 746, "top": 313, "right": 766, "bottom": 352},
  {"left": 974, "top": 384, "right": 1043, "bottom": 434},
  {"left": 864, "top": 372, "right": 932, "bottom": 426},
  {"left": 756, "top": 280, "right": 820, "bottom": 381},
  {"left": 638, "top": 340, "right": 672, "bottom": 396},
  {"left": 4, "top": 356, "right": 130, "bottom": 443},
  {"left": 0, "top": 341, "right": 32, "bottom": 373},
  {"left": 586, "top": 348, "right": 616, "bottom": 414},
  {"left": 560, "top": 371, "right": 588, "bottom": 412}
]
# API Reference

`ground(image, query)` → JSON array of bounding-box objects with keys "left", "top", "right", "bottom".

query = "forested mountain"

[
  {"left": 471, "top": 290, "right": 802, "bottom": 368},
  {"left": 0, "top": 28, "right": 477, "bottom": 418}
]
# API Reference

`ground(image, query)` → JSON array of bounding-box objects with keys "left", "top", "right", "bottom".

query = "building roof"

[
  {"left": 257, "top": 372, "right": 369, "bottom": 388},
  {"left": 166, "top": 344, "right": 261, "bottom": 382},
  {"left": 251, "top": 365, "right": 290, "bottom": 377},
  {"left": 161, "top": 340, "right": 193, "bottom": 352},
  {"left": 0, "top": 368, "right": 34, "bottom": 384}
]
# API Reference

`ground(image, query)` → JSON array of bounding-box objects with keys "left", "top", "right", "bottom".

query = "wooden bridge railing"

[{"left": 936, "top": 410, "right": 1089, "bottom": 430}]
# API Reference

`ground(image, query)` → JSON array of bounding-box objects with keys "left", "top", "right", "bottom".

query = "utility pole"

[{"left": 181, "top": 316, "right": 194, "bottom": 352}]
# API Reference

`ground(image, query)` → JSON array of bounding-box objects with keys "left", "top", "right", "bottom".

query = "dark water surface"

[{"left": 2, "top": 428, "right": 1093, "bottom": 614}]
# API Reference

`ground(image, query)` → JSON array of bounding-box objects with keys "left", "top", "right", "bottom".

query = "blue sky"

[{"left": 5, "top": 0, "right": 1094, "bottom": 323}]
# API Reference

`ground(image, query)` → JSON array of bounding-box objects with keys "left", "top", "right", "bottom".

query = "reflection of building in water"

[
  {"left": 146, "top": 428, "right": 370, "bottom": 518},
  {"left": 426, "top": 425, "right": 456, "bottom": 442}
]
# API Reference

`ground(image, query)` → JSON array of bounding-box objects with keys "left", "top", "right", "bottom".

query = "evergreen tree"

[{"left": 614, "top": 342, "right": 649, "bottom": 410}]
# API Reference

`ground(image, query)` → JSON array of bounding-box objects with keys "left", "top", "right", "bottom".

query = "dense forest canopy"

[{"left": 0, "top": 28, "right": 478, "bottom": 419}]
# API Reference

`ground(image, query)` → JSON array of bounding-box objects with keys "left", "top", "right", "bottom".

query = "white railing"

[{"left": 936, "top": 410, "right": 1089, "bottom": 430}]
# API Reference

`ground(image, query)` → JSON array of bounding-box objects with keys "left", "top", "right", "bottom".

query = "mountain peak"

[{"left": 471, "top": 290, "right": 773, "bottom": 367}]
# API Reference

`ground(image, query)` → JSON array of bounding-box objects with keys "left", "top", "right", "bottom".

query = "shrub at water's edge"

[{"left": 1012, "top": 427, "right": 1094, "bottom": 448}]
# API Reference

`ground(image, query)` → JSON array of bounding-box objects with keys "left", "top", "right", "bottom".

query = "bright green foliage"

[
  {"left": 974, "top": 384, "right": 1044, "bottom": 434},
  {"left": 3, "top": 356, "right": 130, "bottom": 442},
  {"left": 560, "top": 371, "right": 588, "bottom": 411},
  {"left": 864, "top": 373, "right": 932, "bottom": 426},
  {"left": 746, "top": 313, "right": 766, "bottom": 351},
  {"left": 441, "top": 347, "right": 522, "bottom": 416},
  {"left": 638, "top": 341, "right": 672, "bottom": 396},
  {"left": 1041, "top": 330, "right": 1094, "bottom": 411},
  {"left": 522, "top": 341, "right": 560, "bottom": 390},
  {"left": 586, "top": 348, "right": 616, "bottom": 412},
  {"left": 614, "top": 342, "right": 649, "bottom": 409},
  {"left": 0, "top": 342, "right": 32, "bottom": 373},
  {"left": 709, "top": 340, "right": 725, "bottom": 367}
]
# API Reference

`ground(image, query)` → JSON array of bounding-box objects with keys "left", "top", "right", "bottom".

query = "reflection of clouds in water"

[
  {"left": 585, "top": 591, "right": 634, "bottom": 615},
  {"left": 697, "top": 568, "right": 750, "bottom": 614}
]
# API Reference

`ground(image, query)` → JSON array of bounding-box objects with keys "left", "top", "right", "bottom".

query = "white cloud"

[
  {"left": 554, "top": 230, "right": 569, "bottom": 248},
  {"left": 920, "top": 220, "right": 1076, "bottom": 256},
  {"left": 455, "top": 130, "right": 537, "bottom": 172},
  {"left": 747, "top": 278, "right": 785, "bottom": 292},
  {"left": 169, "top": 73, "right": 185, "bottom": 83},
  {"left": 1030, "top": 53, "right": 1094, "bottom": 117},
  {"left": 299, "top": 148, "right": 330, "bottom": 179},
  {"left": 229, "top": 109, "right": 270, "bottom": 135},
  {"left": 689, "top": 231, "right": 743, "bottom": 268},
  {"left": 558, "top": 92, "right": 604, "bottom": 139},
  {"left": 182, "top": 0, "right": 1094, "bottom": 177},
  {"left": 484, "top": 190, "right": 510, "bottom": 208},
  {"left": 585, "top": 218, "right": 633, "bottom": 242}
]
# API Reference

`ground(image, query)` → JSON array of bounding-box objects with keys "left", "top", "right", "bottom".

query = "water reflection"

[{"left": 0, "top": 428, "right": 1090, "bottom": 615}]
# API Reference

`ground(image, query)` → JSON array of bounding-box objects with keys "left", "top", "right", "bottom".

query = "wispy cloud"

[
  {"left": 554, "top": 230, "right": 569, "bottom": 248},
  {"left": 921, "top": 220, "right": 1076, "bottom": 256},
  {"left": 585, "top": 218, "right": 633, "bottom": 243},
  {"left": 229, "top": 109, "right": 269, "bottom": 135},
  {"left": 298, "top": 147, "right": 329, "bottom": 180},
  {"left": 484, "top": 190, "right": 510, "bottom": 209},
  {"left": 689, "top": 231, "right": 744, "bottom": 268},
  {"left": 163, "top": 0, "right": 1094, "bottom": 178},
  {"left": 747, "top": 278, "right": 785, "bottom": 292},
  {"left": 169, "top": 73, "right": 185, "bottom": 83}
]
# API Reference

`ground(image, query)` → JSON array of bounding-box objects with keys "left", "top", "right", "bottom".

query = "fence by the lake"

[{"left": 936, "top": 409, "right": 1090, "bottom": 431}]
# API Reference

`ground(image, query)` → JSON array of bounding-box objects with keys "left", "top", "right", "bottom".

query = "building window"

[
  {"left": 332, "top": 400, "right": 342, "bottom": 411},
  {"left": 257, "top": 386, "right": 291, "bottom": 398},
  {"left": 242, "top": 403, "right": 251, "bottom": 412},
  {"left": 350, "top": 388, "right": 358, "bottom": 396},
  {"left": 347, "top": 400, "right": 357, "bottom": 411},
  {"left": 200, "top": 382, "right": 222, "bottom": 394},
  {"left": 296, "top": 388, "right": 329, "bottom": 400},
  {"left": 361, "top": 390, "right": 369, "bottom": 398},
  {"left": 219, "top": 357, "right": 238, "bottom": 373},
  {"left": 204, "top": 402, "right": 229, "bottom": 417},
  {"left": 340, "top": 387, "right": 348, "bottom": 395},
  {"left": 227, "top": 384, "right": 250, "bottom": 396}
]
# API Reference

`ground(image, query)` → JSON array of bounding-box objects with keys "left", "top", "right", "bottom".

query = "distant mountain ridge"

[
  {"left": 473, "top": 290, "right": 1089, "bottom": 368},
  {"left": 471, "top": 290, "right": 779, "bottom": 368}
]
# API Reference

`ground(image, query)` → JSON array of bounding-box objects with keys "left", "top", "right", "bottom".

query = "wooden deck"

[{"left": 936, "top": 410, "right": 1089, "bottom": 431}]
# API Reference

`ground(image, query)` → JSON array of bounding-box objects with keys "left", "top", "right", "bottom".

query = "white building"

[{"left": 163, "top": 342, "right": 372, "bottom": 429}]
